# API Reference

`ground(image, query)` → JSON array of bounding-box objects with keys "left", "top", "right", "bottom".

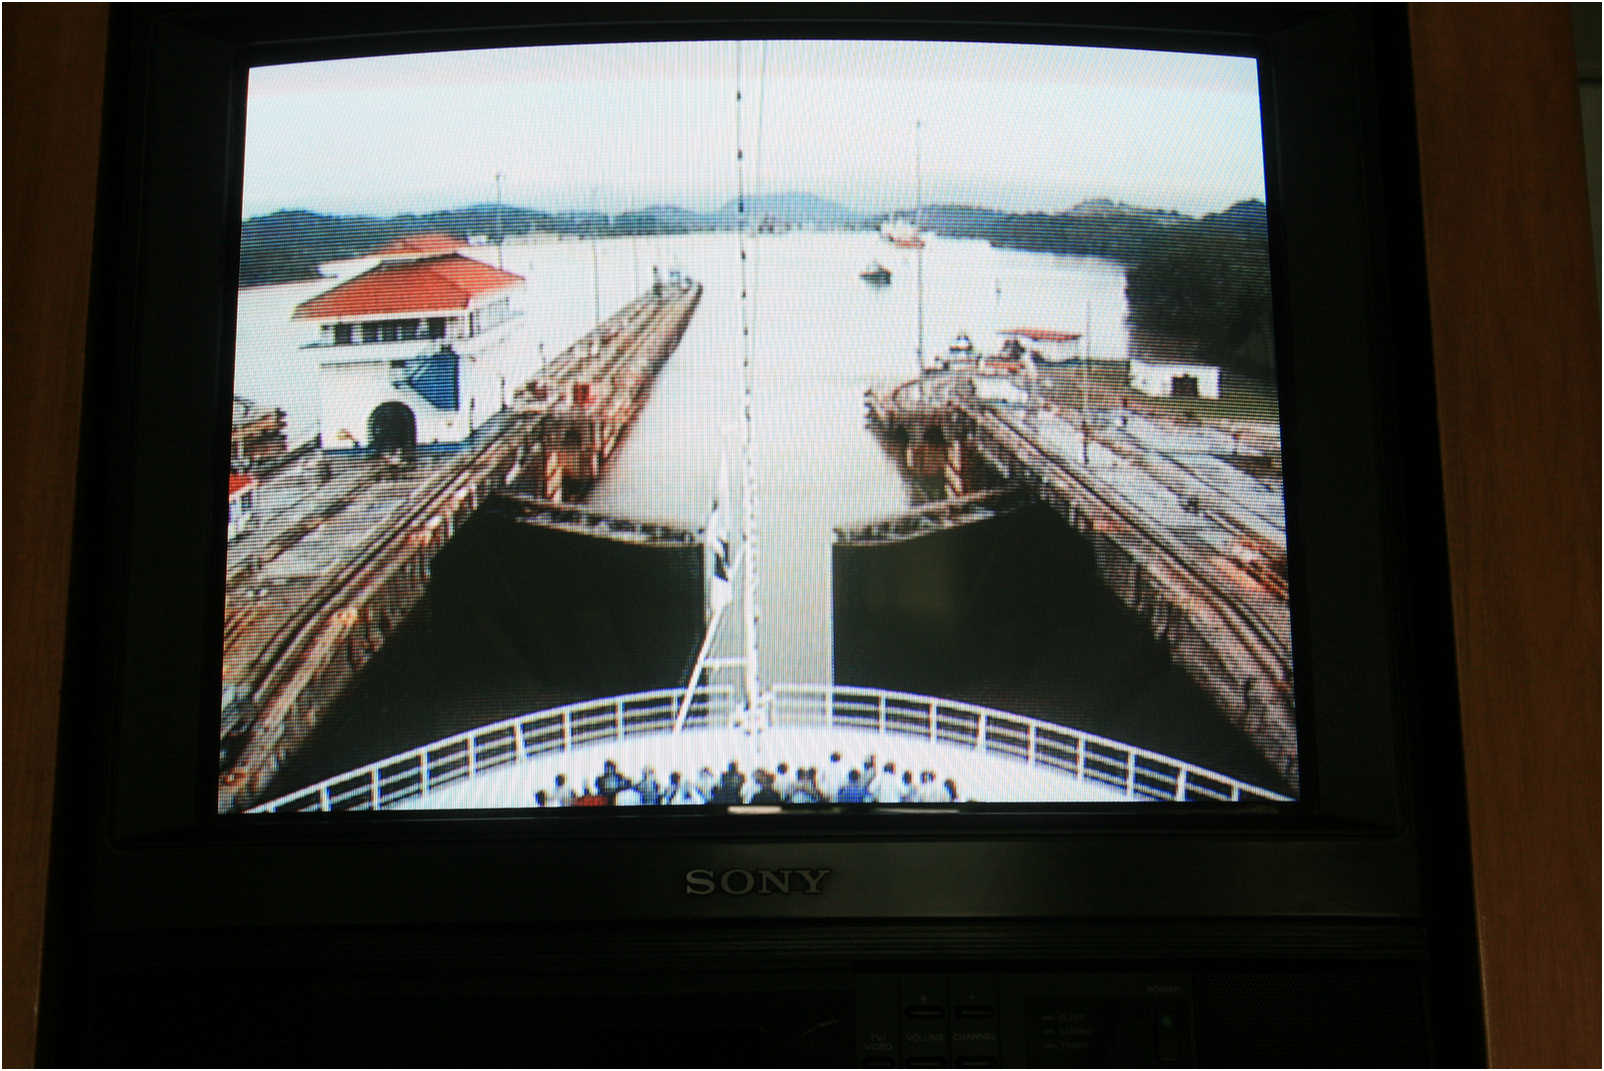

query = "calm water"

[{"left": 233, "top": 231, "right": 1133, "bottom": 690}]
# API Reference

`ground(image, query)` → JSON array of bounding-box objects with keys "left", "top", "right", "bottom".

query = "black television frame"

[{"left": 52, "top": 3, "right": 1471, "bottom": 955}]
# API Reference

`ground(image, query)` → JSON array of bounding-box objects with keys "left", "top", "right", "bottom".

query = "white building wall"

[
  {"left": 1129, "top": 358, "right": 1221, "bottom": 399},
  {"left": 468, "top": 295, "right": 513, "bottom": 337},
  {"left": 458, "top": 353, "right": 507, "bottom": 434},
  {"left": 308, "top": 284, "right": 522, "bottom": 450},
  {"left": 319, "top": 358, "right": 471, "bottom": 449}
]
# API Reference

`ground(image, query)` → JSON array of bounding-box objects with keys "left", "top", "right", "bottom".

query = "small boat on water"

[
  {"left": 948, "top": 333, "right": 976, "bottom": 360},
  {"left": 859, "top": 262, "right": 892, "bottom": 285},
  {"left": 880, "top": 217, "right": 925, "bottom": 249}
]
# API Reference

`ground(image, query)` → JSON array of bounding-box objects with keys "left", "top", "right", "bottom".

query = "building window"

[
  {"left": 334, "top": 324, "right": 353, "bottom": 345},
  {"left": 362, "top": 321, "right": 383, "bottom": 343},
  {"left": 376, "top": 319, "right": 429, "bottom": 343},
  {"left": 428, "top": 318, "right": 446, "bottom": 339}
]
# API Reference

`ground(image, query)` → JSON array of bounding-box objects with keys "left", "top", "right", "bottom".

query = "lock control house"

[{"left": 292, "top": 235, "right": 526, "bottom": 452}]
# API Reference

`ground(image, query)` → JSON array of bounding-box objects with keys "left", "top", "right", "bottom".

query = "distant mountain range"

[
  {"left": 239, "top": 193, "right": 1272, "bottom": 380},
  {"left": 716, "top": 192, "right": 868, "bottom": 228},
  {"left": 239, "top": 193, "right": 878, "bottom": 285},
  {"left": 614, "top": 193, "right": 870, "bottom": 232}
]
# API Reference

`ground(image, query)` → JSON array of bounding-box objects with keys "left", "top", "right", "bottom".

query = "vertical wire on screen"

[{"left": 734, "top": 41, "right": 762, "bottom": 724}]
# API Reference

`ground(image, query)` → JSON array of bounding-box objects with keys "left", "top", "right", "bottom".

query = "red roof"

[
  {"left": 376, "top": 233, "right": 462, "bottom": 256},
  {"left": 228, "top": 472, "right": 257, "bottom": 496},
  {"left": 293, "top": 254, "right": 524, "bottom": 320},
  {"left": 1002, "top": 327, "right": 1082, "bottom": 342}
]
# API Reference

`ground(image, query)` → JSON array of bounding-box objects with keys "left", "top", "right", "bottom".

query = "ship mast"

[
  {"left": 735, "top": 41, "right": 763, "bottom": 729},
  {"left": 915, "top": 118, "right": 924, "bottom": 374},
  {"left": 675, "top": 42, "right": 767, "bottom": 738}
]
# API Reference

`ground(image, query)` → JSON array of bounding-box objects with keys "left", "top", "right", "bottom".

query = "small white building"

[
  {"left": 998, "top": 327, "right": 1087, "bottom": 365},
  {"left": 1129, "top": 356, "right": 1221, "bottom": 400},
  {"left": 292, "top": 235, "right": 525, "bottom": 452}
]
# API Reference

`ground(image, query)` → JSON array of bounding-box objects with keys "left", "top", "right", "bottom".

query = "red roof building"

[
  {"left": 227, "top": 472, "right": 258, "bottom": 541},
  {"left": 293, "top": 254, "right": 523, "bottom": 321},
  {"left": 997, "top": 326, "right": 1092, "bottom": 366},
  {"left": 298, "top": 251, "right": 524, "bottom": 454},
  {"left": 374, "top": 233, "right": 463, "bottom": 257},
  {"left": 1002, "top": 327, "right": 1083, "bottom": 343}
]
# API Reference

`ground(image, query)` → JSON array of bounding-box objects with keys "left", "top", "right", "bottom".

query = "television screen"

[{"left": 221, "top": 39, "right": 1295, "bottom": 815}]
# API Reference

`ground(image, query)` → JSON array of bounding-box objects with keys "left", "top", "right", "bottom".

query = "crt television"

[{"left": 45, "top": 6, "right": 1481, "bottom": 1065}]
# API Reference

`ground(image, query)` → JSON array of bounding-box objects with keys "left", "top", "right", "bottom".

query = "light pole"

[
  {"left": 915, "top": 118, "right": 924, "bottom": 376},
  {"left": 590, "top": 186, "right": 602, "bottom": 328},
  {"left": 494, "top": 171, "right": 504, "bottom": 271},
  {"left": 1081, "top": 299, "right": 1091, "bottom": 466}
]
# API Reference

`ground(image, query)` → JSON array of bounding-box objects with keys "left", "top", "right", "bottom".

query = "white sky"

[{"left": 244, "top": 39, "right": 1266, "bottom": 220}]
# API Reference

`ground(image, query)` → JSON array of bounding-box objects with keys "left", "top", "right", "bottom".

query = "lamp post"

[
  {"left": 914, "top": 118, "right": 924, "bottom": 376},
  {"left": 494, "top": 171, "right": 504, "bottom": 271},
  {"left": 1081, "top": 299, "right": 1091, "bottom": 466},
  {"left": 590, "top": 186, "right": 602, "bottom": 328}
]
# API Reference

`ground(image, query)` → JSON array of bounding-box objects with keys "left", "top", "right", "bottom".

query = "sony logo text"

[{"left": 684, "top": 867, "right": 832, "bottom": 896}]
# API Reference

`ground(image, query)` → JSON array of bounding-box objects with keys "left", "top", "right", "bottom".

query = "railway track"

[
  {"left": 220, "top": 286, "right": 703, "bottom": 808},
  {"left": 233, "top": 290, "right": 696, "bottom": 689},
  {"left": 1054, "top": 413, "right": 1290, "bottom": 602},
  {"left": 236, "top": 409, "right": 524, "bottom": 725},
  {"left": 967, "top": 402, "right": 1293, "bottom": 684},
  {"left": 861, "top": 381, "right": 1296, "bottom": 787}
]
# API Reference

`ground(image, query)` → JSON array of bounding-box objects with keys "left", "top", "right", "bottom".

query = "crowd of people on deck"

[{"left": 529, "top": 752, "right": 964, "bottom": 808}]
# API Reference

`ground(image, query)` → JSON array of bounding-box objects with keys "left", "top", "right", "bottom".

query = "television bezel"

[{"left": 57, "top": 5, "right": 1468, "bottom": 932}]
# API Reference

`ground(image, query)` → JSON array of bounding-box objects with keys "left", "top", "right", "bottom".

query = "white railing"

[
  {"left": 766, "top": 684, "right": 1288, "bottom": 805},
  {"left": 249, "top": 682, "right": 1290, "bottom": 813}
]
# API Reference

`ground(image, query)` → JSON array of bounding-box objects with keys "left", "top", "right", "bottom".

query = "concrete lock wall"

[
  {"left": 264, "top": 510, "right": 702, "bottom": 799},
  {"left": 832, "top": 503, "right": 1292, "bottom": 795}
]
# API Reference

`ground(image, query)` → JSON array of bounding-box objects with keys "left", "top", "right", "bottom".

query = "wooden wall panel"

[
  {"left": 1410, "top": 5, "right": 1601, "bottom": 1066},
  {"left": 1, "top": 5, "right": 108, "bottom": 1066}
]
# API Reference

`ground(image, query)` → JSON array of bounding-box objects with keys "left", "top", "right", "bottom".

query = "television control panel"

[{"left": 857, "top": 972, "right": 1193, "bottom": 1067}]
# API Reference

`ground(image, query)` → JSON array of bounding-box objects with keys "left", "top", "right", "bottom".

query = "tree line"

[
  {"left": 917, "top": 199, "right": 1274, "bottom": 380},
  {"left": 241, "top": 197, "right": 1274, "bottom": 381}
]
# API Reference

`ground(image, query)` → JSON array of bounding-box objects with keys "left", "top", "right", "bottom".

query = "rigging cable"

[
  {"left": 734, "top": 40, "right": 763, "bottom": 727},
  {"left": 749, "top": 40, "right": 770, "bottom": 341}
]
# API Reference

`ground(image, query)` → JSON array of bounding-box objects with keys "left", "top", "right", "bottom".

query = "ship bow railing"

[{"left": 249, "top": 683, "right": 1289, "bottom": 813}]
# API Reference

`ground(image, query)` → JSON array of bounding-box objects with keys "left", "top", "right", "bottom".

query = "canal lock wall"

[
  {"left": 221, "top": 284, "right": 703, "bottom": 811},
  {"left": 857, "top": 384, "right": 1297, "bottom": 794}
]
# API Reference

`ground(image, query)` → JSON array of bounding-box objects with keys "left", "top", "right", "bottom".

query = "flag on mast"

[{"left": 705, "top": 454, "right": 733, "bottom": 620}]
